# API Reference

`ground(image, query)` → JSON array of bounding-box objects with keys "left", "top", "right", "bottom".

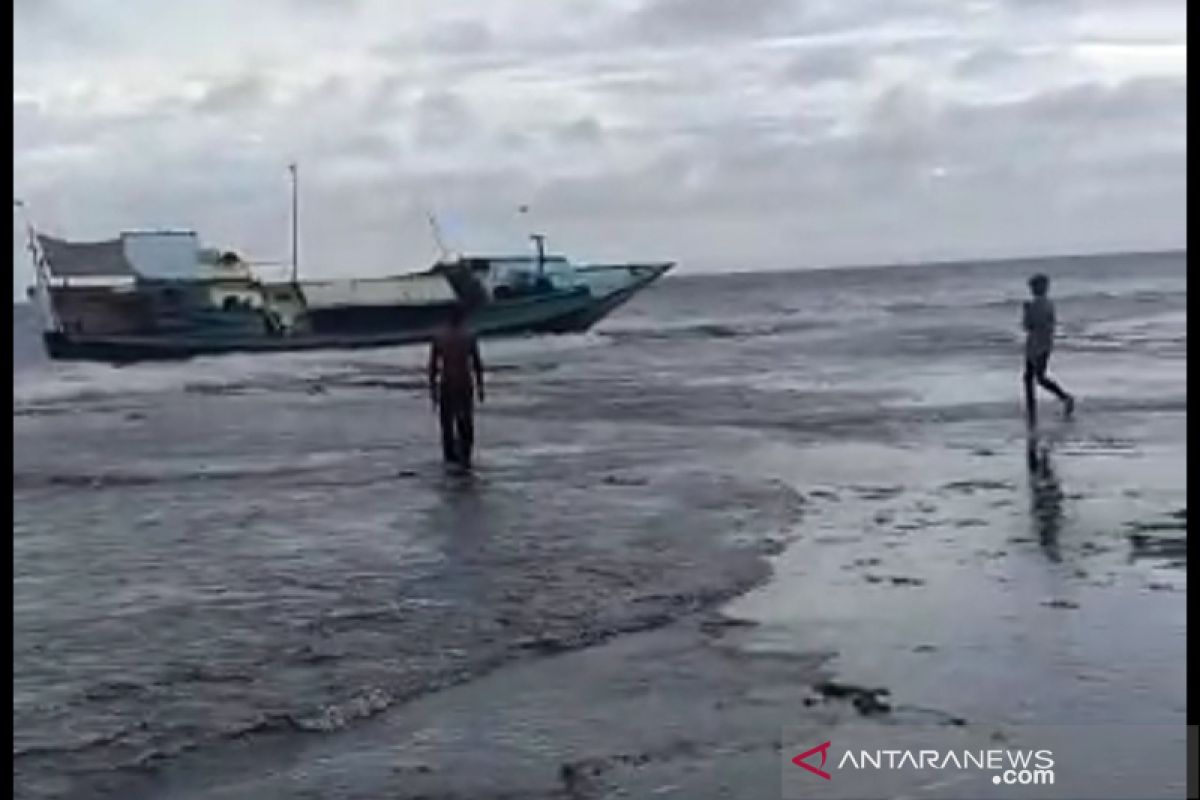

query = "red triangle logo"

[{"left": 792, "top": 740, "right": 832, "bottom": 780}]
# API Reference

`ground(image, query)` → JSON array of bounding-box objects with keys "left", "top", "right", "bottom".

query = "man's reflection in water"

[{"left": 1026, "top": 434, "right": 1064, "bottom": 562}]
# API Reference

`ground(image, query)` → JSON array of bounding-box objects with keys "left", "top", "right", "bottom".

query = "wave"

[
  {"left": 883, "top": 287, "right": 1186, "bottom": 317},
  {"left": 13, "top": 332, "right": 612, "bottom": 415},
  {"left": 599, "top": 314, "right": 851, "bottom": 343},
  {"left": 11, "top": 526, "right": 778, "bottom": 785},
  {"left": 1067, "top": 310, "right": 1188, "bottom": 351},
  {"left": 13, "top": 351, "right": 353, "bottom": 411},
  {"left": 12, "top": 453, "right": 353, "bottom": 491},
  {"left": 14, "top": 725, "right": 139, "bottom": 762}
]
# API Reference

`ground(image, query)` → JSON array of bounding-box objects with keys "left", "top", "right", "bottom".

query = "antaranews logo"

[
  {"left": 786, "top": 724, "right": 1188, "bottom": 800},
  {"left": 791, "top": 741, "right": 832, "bottom": 780},
  {"left": 791, "top": 741, "right": 1055, "bottom": 787}
]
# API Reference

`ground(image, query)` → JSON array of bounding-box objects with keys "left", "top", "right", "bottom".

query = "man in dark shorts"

[
  {"left": 1022, "top": 273, "right": 1075, "bottom": 426},
  {"left": 428, "top": 305, "right": 485, "bottom": 469}
]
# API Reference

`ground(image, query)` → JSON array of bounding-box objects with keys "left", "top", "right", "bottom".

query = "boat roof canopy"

[
  {"left": 35, "top": 230, "right": 249, "bottom": 284},
  {"left": 36, "top": 235, "right": 137, "bottom": 278}
]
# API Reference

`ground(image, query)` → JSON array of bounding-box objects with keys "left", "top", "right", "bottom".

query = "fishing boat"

[{"left": 17, "top": 186, "right": 673, "bottom": 363}]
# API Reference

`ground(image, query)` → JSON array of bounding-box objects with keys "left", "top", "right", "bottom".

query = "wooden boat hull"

[{"left": 42, "top": 264, "right": 672, "bottom": 363}]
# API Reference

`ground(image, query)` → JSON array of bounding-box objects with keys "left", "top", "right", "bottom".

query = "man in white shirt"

[{"left": 1022, "top": 273, "right": 1075, "bottom": 426}]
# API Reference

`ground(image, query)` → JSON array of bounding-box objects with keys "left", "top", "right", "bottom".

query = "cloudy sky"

[{"left": 12, "top": 0, "right": 1187, "bottom": 296}]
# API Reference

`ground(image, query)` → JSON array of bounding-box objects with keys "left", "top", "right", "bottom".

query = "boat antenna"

[
  {"left": 288, "top": 162, "right": 300, "bottom": 284},
  {"left": 426, "top": 210, "right": 450, "bottom": 261}
]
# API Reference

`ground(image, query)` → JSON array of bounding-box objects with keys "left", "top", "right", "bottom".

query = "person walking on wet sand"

[
  {"left": 1022, "top": 274, "right": 1075, "bottom": 426},
  {"left": 428, "top": 305, "right": 485, "bottom": 469}
]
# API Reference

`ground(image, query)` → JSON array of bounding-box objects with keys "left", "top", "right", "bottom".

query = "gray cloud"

[
  {"left": 289, "top": 0, "right": 360, "bottom": 9},
  {"left": 194, "top": 74, "right": 271, "bottom": 115},
  {"left": 782, "top": 45, "right": 868, "bottom": 84},
  {"left": 11, "top": 0, "right": 1187, "bottom": 298},
  {"left": 954, "top": 45, "right": 1026, "bottom": 77},
  {"left": 424, "top": 19, "right": 493, "bottom": 54},
  {"left": 556, "top": 117, "right": 606, "bottom": 147},
  {"left": 412, "top": 90, "right": 477, "bottom": 147},
  {"left": 627, "top": 0, "right": 801, "bottom": 42}
]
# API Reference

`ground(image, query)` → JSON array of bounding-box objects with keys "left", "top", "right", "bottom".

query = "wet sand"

[
  {"left": 13, "top": 256, "right": 1186, "bottom": 798},
  {"left": 79, "top": 395, "right": 1185, "bottom": 800}
]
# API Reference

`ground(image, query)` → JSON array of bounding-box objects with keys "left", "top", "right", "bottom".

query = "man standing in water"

[
  {"left": 1023, "top": 273, "right": 1075, "bottom": 426},
  {"left": 428, "top": 305, "right": 485, "bottom": 469}
]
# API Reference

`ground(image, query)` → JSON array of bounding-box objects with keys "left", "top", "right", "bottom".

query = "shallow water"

[{"left": 13, "top": 253, "right": 1187, "bottom": 798}]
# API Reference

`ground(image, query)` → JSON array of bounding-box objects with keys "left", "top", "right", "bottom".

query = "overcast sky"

[{"left": 12, "top": 0, "right": 1187, "bottom": 296}]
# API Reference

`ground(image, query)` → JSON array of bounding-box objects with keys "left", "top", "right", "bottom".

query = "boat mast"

[
  {"left": 519, "top": 204, "right": 546, "bottom": 277},
  {"left": 530, "top": 233, "right": 546, "bottom": 277},
  {"left": 288, "top": 162, "right": 299, "bottom": 284}
]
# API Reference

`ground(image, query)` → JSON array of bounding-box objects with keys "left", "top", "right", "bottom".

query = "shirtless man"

[
  {"left": 1022, "top": 273, "right": 1074, "bottom": 426},
  {"left": 428, "top": 305, "right": 485, "bottom": 469}
]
